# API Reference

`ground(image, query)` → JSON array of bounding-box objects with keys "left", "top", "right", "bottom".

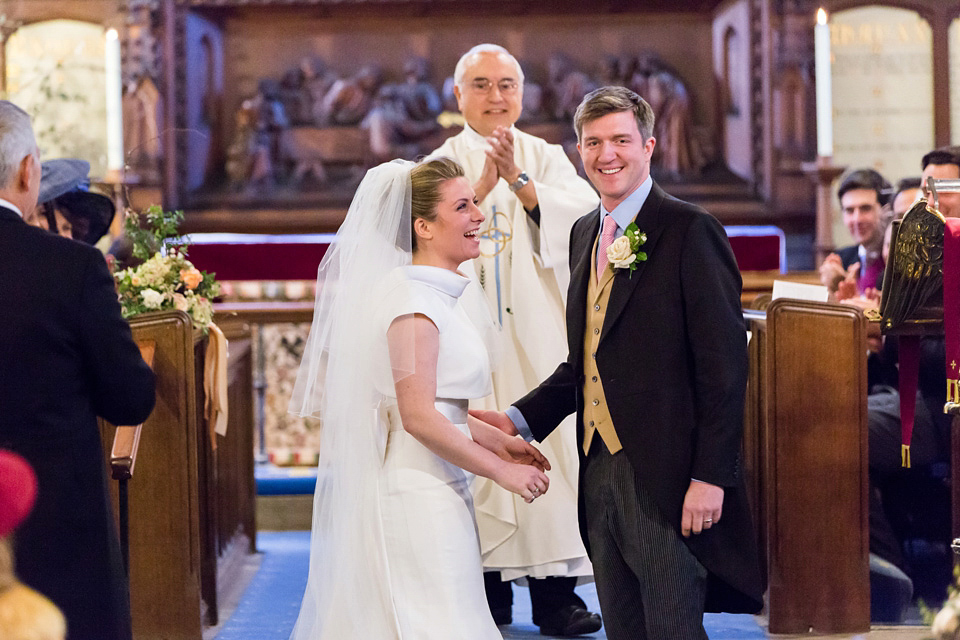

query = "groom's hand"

[
  {"left": 468, "top": 409, "right": 518, "bottom": 436},
  {"left": 681, "top": 480, "right": 724, "bottom": 537}
]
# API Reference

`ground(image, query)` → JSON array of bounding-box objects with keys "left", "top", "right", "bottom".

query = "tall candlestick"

[
  {"left": 814, "top": 8, "right": 833, "bottom": 157},
  {"left": 105, "top": 28, "right": 123, "bottom": 172}
]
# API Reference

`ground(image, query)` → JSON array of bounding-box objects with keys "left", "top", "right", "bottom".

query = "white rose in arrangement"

[
  {"left": 607, "top": 236, "right": 636, "bottom": 269},
  {"left": 141, "top": 288, "right": 165, "bottom": 309}
]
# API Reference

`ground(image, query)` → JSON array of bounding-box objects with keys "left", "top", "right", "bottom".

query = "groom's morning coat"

[{"left": 515, "top": 182, "right": 764, "bottom": 613}]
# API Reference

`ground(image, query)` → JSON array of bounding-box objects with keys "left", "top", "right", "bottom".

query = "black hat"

[
  {"left": 38, "top": 159, "right": 116, "bottom": 245},
  {"left": 54, "top": 190, "right": 116, "bottom": 246}
]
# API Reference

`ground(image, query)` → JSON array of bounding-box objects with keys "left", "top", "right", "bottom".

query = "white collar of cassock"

[{"left": 460, "top": 123, "right": 518, "bottom": 151}]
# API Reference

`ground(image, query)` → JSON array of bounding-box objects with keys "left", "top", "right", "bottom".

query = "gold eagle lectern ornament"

[{"left": 879, "top": 198, "right": 946, "bottom": 334}]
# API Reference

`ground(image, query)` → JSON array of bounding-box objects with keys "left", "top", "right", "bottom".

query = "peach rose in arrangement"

[{"left": 181, "top": 268, "right": 203, "bottom": 290}]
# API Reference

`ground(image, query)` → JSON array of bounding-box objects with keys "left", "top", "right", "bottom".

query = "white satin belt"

[{"left": 381, "top": 398, "right": 468, "bottom": 431}]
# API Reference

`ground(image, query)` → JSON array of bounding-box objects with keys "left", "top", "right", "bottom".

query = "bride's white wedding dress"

[
  {"left": 289, "top": 159, "right": 503, "bottom": 640},
  {"left": 370, "top": 265, "right": 501, "bottom": 639}
]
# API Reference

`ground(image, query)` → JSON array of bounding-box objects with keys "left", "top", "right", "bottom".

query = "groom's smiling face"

[{"left": 578, "top": 110, "right": 656, "bottom": 212}]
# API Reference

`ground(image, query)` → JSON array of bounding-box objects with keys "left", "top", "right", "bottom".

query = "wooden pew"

[
  {"left": 744, "top": 299, "right": 870, "bottom": 634},
  {"left": 100, "top": 311, "right": 256, "bottom": 639}
]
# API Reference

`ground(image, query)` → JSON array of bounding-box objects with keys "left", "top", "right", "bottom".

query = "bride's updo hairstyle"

[{"left": 409, "top": 156, "right": 465, "bottom": 250}]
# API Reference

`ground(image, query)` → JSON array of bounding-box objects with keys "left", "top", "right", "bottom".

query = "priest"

[{"left": 433, "top": 44, "right": 602, "bottom": 637}]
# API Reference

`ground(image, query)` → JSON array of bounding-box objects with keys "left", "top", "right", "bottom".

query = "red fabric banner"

[
  {"left": 943, "top": 220, "right": 960, "bottom": 434},
  {"left": 898, "top": 335, "right": 919, "bottom": 468}
]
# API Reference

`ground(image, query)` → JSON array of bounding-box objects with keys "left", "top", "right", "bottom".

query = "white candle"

[
  {"left": 105, "top": 28, "right": 124, "bottom": 172},
  {"left": 814, "top": 8, "right": 833, "bottom": 157}
]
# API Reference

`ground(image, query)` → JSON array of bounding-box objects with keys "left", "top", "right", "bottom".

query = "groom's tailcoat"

[{"left": 515, "top": 183, "right": 764, "bottom": 613}]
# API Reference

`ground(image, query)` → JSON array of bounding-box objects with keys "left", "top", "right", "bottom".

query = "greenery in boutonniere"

[{"left": 606, "top": 222, "right": 648, "bottom": 277}]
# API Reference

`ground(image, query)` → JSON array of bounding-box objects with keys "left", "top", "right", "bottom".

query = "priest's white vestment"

[{"left": 434, "top": 125, "right": 599, "bottom": 579}]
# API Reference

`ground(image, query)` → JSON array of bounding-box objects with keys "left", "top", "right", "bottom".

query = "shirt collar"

[
  {"left": 402, "top": 265, "right": 471, "bottom": 298},
  {"left": 599, "top": 175, "right": 653, "bottom": 233},
  {"left": 0, "top": 197, "right": 24, "bottom": 218},
  {"left": 858, "top": 244, "right": 882, "bottom": 263}
]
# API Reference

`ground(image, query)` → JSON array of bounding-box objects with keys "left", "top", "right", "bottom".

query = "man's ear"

[
  {"left": 18, "top": 153, "right": 37, "bottom": 192},
  {"left": 453, "top": 84, "right": 464, "bottom": 112}
]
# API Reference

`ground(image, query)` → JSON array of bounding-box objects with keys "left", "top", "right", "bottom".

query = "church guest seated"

[
  {"left": 819, "top": 169, "right": 891, "bottom": 301},
  {"left": 876, "top": 177, "right": 923, "bottom": 270},
  {"left": 865, "top": 334, "right": 950, "bottom": 578},
  {"left": 921, "top": 147, "right": 960, "bottom": 218},
  {"left": 840, "top": 160, "right": 953, "bottom": 586}
]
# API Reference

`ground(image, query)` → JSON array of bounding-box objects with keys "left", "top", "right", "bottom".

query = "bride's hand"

[
  {"left": 495, "top": 437, "right": 551, "bottom": 473},
  {"left": 494, "top": 462, "right": 549, "bottom": 504}
]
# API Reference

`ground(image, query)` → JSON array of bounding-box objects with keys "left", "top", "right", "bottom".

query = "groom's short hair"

[{"left": 573, "top": 86, "right": 654, "bottom": 143}]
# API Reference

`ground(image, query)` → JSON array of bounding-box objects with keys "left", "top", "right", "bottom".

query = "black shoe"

[
  {"left": 491, "top": 606, "right": 512, "bottom": 626},
  {"left": 538, "top": 605, "right": 602, "bottom": 637}
]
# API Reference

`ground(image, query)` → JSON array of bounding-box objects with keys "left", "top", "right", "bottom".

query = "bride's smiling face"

[{"left": 418, "top": 177, "right": 485, "bottom": 268}]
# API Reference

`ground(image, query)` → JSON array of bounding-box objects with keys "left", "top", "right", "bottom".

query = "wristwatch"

[{"left": 508, "top": 171, "right": 529, "bottom": 193}]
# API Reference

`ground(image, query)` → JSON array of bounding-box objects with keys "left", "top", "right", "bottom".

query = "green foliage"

[{"left": 124, "top": 205, "right": 186, "bottom": 262}]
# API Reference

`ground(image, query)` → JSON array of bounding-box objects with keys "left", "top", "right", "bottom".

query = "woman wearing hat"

[{"left": 30, "top": 158, "right": 115, "bottom": 246}]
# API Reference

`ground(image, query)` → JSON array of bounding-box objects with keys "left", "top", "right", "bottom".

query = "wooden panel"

[
  {"left": 214, "top": 324, "right": 258, "bottom": 591},
  {"left": 214, "top": 301, "right": 314, "bottom": 325},
  {"left": 743, "top": 315, "right": 767, "bottom": 585},
  {"left": 764, "top": 299, "right": 869, "bottom": 634},
  {"left": 102, "top": 310, "right": 204, "bottom": 640}
]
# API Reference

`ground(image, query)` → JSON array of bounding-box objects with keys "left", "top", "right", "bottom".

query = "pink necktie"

[
  {"left": 597, "top": 215, "right": 618, "bottom": 282},
  {"left": 859, "top": 254, "right": 884, "bottom": 293}
]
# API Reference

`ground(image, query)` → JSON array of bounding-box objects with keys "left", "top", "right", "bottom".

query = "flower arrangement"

[
  {"left": 607, "top": 221, "right": 647, "bottom": 277},
  {"left": 113, "top": 205, "right": 220, "bottom": 331}
]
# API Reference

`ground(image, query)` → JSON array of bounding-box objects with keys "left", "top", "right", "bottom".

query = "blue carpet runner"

[{"left": 214, "top": 531, "right": 767, "bottom": 639}]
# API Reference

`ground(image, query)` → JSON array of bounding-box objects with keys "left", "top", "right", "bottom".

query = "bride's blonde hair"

[{"left": 409, "top": 156, "right": 464, "bottom": 250}]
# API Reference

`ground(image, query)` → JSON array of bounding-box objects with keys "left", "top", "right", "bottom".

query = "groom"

[{"left": 473, "top": 86, "right": 763, "bottom": 638}]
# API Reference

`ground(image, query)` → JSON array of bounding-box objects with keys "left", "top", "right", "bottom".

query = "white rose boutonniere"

[
  {"left": 606, "top": 221, "right": 648, "bottom": 277},
  {"left": 607, "top": 236, "right": 634, "bottom": 268}
]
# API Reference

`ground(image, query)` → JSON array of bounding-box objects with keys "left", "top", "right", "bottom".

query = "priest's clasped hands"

[{"left": 474, "top": 126, "right": 537, "bottom": 211}]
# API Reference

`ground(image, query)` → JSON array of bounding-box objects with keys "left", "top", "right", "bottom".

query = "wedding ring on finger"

[{"left": 704, "top": 518, "right": 713, "bottom": 524}]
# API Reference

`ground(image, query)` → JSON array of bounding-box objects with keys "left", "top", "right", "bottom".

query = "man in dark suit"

[
  {"left": 818, "top": 168, "right": 891, "bottom": 297},
  {"left": 472, "top": 86, "right": 763, "bottom": 638},
  {"left": 0, "top": 100, "right": 156, "bottom": 640}
]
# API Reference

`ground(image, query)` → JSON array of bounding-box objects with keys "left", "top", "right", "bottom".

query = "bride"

[{"left": 289, "top": 156, "right": 551, "bottom": 639}]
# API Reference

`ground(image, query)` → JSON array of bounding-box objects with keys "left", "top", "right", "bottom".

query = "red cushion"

[{"left": 186, "top": 242, "right": 330, "bottom": 281}]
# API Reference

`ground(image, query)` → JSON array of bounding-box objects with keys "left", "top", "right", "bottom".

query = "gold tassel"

[{"left": 901, "top": 444, "right": 911, "bottom": 468}]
